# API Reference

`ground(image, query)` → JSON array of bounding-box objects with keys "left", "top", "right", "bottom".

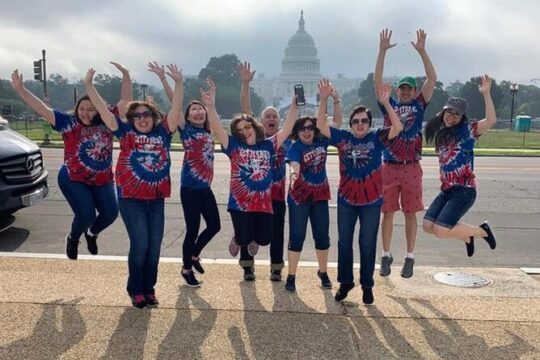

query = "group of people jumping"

[{"left": 10, "top": 28, "right": 497, "bottom": 308}]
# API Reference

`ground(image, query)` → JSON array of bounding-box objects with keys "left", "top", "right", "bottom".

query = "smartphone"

[{"left": 294, "top": 84, "right": 305, "bottom": 106}]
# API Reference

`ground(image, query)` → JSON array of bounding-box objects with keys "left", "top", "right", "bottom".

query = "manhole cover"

[{"left": 433, "top": 272, "right": 492, "bottom": 288}]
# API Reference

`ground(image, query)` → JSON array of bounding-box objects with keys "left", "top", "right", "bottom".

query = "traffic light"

[{"left": 33, "top": 60, "right": 43, "bottom": 81}]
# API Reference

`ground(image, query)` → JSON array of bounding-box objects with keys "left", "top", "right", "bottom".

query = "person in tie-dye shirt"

[
  {"left": 317, "top": 79, "right": 402, "bottom": 304},
  {"left": 148, "top": 61, "right": 220, "bottom": 288},
  {"left": 10, "top": 62, "right": 130, "bottom": 260},
  {"left": 84, "top": 64, "right": 185, "bottom": 309},
  {"left": 423, "top": 75, "right": 497, "bottom": 259},
  {"left": 202, "top": 77, "right": 298, "bottom": 282}
]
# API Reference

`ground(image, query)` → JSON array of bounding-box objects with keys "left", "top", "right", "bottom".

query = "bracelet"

[{"left": 333, "top": 99, "right": 341, "bottom": 104}]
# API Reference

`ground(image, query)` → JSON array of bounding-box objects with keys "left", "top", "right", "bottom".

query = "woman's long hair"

[
  {"left": 74, "top": 94, "right": 104, "bottom": 126},
  {"left": 229, "top": 113, "right": 265, "bottom": 143},
  {"left": 424, "top": 110, "right": 468, "bottom": 150},
  {"left": 290, "top": 116, "right": 322, "bottom": 141}
]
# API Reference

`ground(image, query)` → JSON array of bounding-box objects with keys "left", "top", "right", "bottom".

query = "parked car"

[{"left": 0, "top": 115, "right": 48, "bottom": 229}]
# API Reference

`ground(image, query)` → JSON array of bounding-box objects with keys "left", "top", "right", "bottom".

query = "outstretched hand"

[
  {"left": 317, "top": 79, "right": 333, "bottom": 101},
  {"left": 166, "top": 64, "right": 183, "bottom": 83},
  {"left": 379, "top": 29, "right": 396, "bottom": 51},
  {"left": 411, "top": 29, "right": 427, "bottom": 53},
  {"left": 239, "top": 61, "right": 255, "bottom": 82},
  {"left": 200, "top": 77, "right": 216, "bottom": 107},
  {"left": 83, "top": 68, "right": 96, "bottom": 85},
  {"left": 110, "top": 62, "right": 129, "bottom": 75},
  {"left": 478, "top": 74, "right": 492, "bottom": 95},
  {"left": 10, "top": 70, "right": 23, "bottom": 90},
  {"left": 147, "top": 61, "right": 166, "bottom": 79},
  {"left": 378, "top": 83, "right": 392, "bottom": 105}
]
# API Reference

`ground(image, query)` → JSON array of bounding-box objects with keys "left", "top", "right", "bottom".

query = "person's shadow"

[
  {"left": 391, "top": 296, "right": 536, "bottom": 359},
  {"left": 101, "top": 306, "right": 151, "bottom": 360},
  {"left": 0, "top": 299, "right": 86, "bottom": 360},
  {"left": 0, "top": 226, "right": 30, "bottom": 251},
  {"left": 156, "top": 286, "right": 217, "bottom": 359}
]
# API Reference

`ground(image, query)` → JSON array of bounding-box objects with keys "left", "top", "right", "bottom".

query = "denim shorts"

[{"left": 424, "top": 186, "right": 477, "bottom": 228}]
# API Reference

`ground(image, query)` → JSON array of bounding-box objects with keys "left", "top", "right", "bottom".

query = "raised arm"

[
  {"left": 316, "top": 79, "right": 333, "bottom": 138},
  {"left": 110, "top": 61, "right": 132, "bottom": 103},
  {"left": 378, "top": 83, "right": 403, "bottom": 140},
  {"left": 411, "top": 29, "right": 437, "bottom": 102},
  {"left": 83, "top": 68, "right": 118, "bottom": 131},
  {"left": 276, "top": 95, "right": 299, "bottom": 148},
  {"left": 329, "top": 84, "right": 342, "bottom": 128},
  {"left": 239, "top": 61, "right": 255, "bottom": 114},
  {"left": 476, "top": 75, "right": 496, "bottom": 134},
  {"left": 201, "top": 78, "right": 229, "bottom": 149},
  {"left": 148, "top": 61, "right": 173, "bottom": 102},
  {"left": 10, "top": 70, "right": 55, "bottom": 125},
  {"left": 374, "top": 29, "right": 396, "bottom": 101},
  {"left": 165, "top": 64, "right": 185, "bottom": 133}
]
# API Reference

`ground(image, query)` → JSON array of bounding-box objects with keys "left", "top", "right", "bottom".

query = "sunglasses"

[
  {"left": 236, "top": 123, "right": 253, "bottom": 132},
  {"left": 350, "top": 118, "right": 370, "bottom": 125},
  {"left": 132, "top": 110, "right": 153, "bottom": 120},
  {"left": 298, "top": 125, "right": 315, "bottom": 132}
]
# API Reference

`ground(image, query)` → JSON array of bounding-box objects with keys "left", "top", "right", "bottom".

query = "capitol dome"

[{"left": 281, "top": 11, "right": 321, "bottom": 77}]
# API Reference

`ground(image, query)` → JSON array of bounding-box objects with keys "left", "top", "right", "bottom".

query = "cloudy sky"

[{"left": 1, "top": 0, "right": 539, "bottom": 88}]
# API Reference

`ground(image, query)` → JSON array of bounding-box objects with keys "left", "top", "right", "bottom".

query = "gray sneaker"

[
  {"left": 379, "top": 254, "right": 393, "bottom": 276},
  {"left": 401, "top": 257, "right": 415, "bottom": 278}
]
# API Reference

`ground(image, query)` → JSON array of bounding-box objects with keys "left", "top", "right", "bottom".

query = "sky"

[{"left": 1, "top": 0, "right": 539, "bottom": 89}]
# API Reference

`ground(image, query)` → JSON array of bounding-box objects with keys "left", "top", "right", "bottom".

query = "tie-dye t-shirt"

[
  {"left": 437, "top": 121, "right": 480, "bottom": 191},
  {"left": 113, "top": 117, "right": 172, "bottom": 199},
  {"left": 52, "top": 111, "right": 113, "bottom": 186},
  {"left": 270, "top": 138, "right": 291, "bottom": 202},
  {"left": 179, "top": 123, "right": 214, "bottom": 189},
  {"left": 329, "top": 127, "right": 390, "bottom": 206},
  {"left": 223, "top": 135, "right": 277, "bottom": 213},
  {"left": 286, "top": 138, "right": 331, "bottom": 205},
  {"left": 378, "top": 93, "right": 427, "bottom": 162}
]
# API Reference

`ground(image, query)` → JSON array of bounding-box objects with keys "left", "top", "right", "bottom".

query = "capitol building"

[{"left": 251, "top": 11, "right": 361, "bottom": 111}]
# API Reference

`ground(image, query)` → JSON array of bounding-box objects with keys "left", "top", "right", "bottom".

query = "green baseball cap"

[{"left": 397, "top": 76, "right": 417, "bottom": 88}]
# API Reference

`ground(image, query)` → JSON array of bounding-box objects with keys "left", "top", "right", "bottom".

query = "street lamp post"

[{"left": 509, "top": 83, "right": 518, "bottom": 128}]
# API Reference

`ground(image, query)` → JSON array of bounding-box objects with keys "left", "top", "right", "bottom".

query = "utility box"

[{"left": 513, "top": 115, "right": 532, "bottom": 132}]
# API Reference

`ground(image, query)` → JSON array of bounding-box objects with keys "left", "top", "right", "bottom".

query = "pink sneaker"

[{"left": 229, "top": 236, "right": 240, "bottom": 257}]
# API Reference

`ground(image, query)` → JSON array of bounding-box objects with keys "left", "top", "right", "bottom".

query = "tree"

[{"left": 460, "top": 77, "right": 503, "bottom": 120}]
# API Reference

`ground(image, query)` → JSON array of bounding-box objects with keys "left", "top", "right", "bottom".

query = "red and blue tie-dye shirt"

[
  {"left": 270, "top": 138, "right": 291, "bottom": 202},
  {"left": 179, "top": 123, "right": 214, "bottom": 189},
  {"left": 329, "top": 127, "right": 390, "bottom": 207},
  {"left": 437, "top": 121, "right": 480, "bottom": 191},
  {"left": 223, "top": 135, "right": 278, "bottom": 213},
  {"left": 52, "top": 111, "right": 113, "bottom": 186},
  {"left": 378, "top": 93, "right": 427, "bottom": 162},
  {"left": 113, "top": 117, "right": 172, "bottom": 200},
  {"left": 286, "top": 138, "right": 331, "bottom": 205}
]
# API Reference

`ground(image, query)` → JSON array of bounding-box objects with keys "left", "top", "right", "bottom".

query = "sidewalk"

[{"left": 1, "top": 255, "right": 539, "bottom": 359}]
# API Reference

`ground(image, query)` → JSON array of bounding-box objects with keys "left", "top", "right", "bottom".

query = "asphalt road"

[{"left": 1, "top": 148, "right": 539, "bottom": 268}]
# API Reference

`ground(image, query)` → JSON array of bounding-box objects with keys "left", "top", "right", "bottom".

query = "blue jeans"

[
  {"left": 58, "top": 165, "right": 118, "bottom": 241},
  {"left": 118, "top": 198, "right": 165, "bottom": 296},
  {"left": 424, "top": 186, "right": 477, "bottom": 228},
  {"left": 288, "top": 200, "right": 330, "bottom": 252},
  {"left": 337, "top": 202, "right": 381, "bottom": 288}
]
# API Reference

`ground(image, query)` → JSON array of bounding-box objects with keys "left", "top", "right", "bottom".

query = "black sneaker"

[
  {"left": 466, "top": 236, "right": 475, "bottom": 257},
  {"left": 317, "top": 271, "right": 332, "bottom": 289},
  {"left": 335, "top": 283, "right": 355, "bottom": 302},
  {"left": 192, "top": 258, "right": 205, "bottom": 274},
  {"left": 479, "top": 222, "right": 497, "bottom": 249},
  {"left": 401, "top": 257, "right": 415, "bottom": 278},
  {"left": 145, "top": 294, "right": 159, "bottom": 308},
  {"left": 181, "top": 269, "right": 201, "bottom": 287},
  {"left": 243, "top": 267, "right": 256, "bottom": 281},
  {"left": 362, "top": 287, "right": 374, "bottom": 305},
  {"left": 65, "top": 234, "right": 79, "bottom": 260},
  {"left": 380, "top": 254, "right": 393, "bottom": 276},
  {"left": 285, "top": 274, "right": 296, "bottom": 292},
  {"left": 84, "top": 231, "right": 98, "bottom": 255},
  {"left": 270, "top": 269, "right": 282, "bottom": 281},
  {"left": 131, "top": 294, "right": 147, "bottom": 309}
]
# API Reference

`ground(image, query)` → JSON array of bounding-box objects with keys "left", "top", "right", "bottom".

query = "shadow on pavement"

[
  {"left": 0, "top": 226, "right": 30, "bottom": 251},
  {"left": 0, "top": 299, "right": 86, "bottom": 359},
  {"left": 101, "top": 307, "right": 151, "bottom": 360}
]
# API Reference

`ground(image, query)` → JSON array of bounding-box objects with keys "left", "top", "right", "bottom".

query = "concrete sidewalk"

[{"left": 1, "top": 256, "right": 539, "bottom": 359}]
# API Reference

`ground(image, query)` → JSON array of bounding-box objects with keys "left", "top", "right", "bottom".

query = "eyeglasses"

[
  {"left": 236, "top": 123, "right": 253, "bottom": 132},
  {"left": 132, "top": 110, "right": 153, "bottom": 120},
  {"left": 350, "top": 118, "right": 370, "bottom": 125},
  {"left": 446, "top": 109, "right": 461, "bottom": 118},
  {"left": 298, "top": 125, "right": 315, "bottom": 132}
]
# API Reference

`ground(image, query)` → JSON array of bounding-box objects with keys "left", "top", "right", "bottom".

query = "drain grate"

[{"left": 433, "top": 271, "right": 492, "bottom": 288}]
